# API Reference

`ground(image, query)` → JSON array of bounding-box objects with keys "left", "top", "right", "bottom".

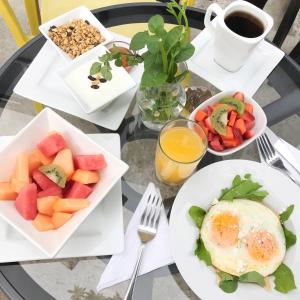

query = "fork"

[
  {"left": 257, "top": 133, "right": 298, "bottom": 184},
  {"left": 124, "top": 191, "right": 163, "bottom": 300}
]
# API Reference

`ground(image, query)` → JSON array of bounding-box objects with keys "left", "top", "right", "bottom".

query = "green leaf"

[
  {"left": 218, "top": 271, "right": 238, "bottom": 293},
  {"left": 232, "top": 175, "right": 242, "bottom": 187},
  {"left": 282, "top": 224, "right": 297, "bottom": 249},
  {"left": 142, "top": 52, "right": 163, "bottom": 71},
  {"left": 130, "top": 31, "right": 149, "bottom": 50},
  {"left": 280, "top": 205, "right": 294, "bottom": 223},
  {"left": 188, "top": 206, "right": 206, "bottom": 228},
  {"left": 147, "top": 36, "right": 160, "bottom": 54},
  {"left": 165, "top": 26, "right": 182, "bottom": 49},
  {"left": 100, "top": 67, "right": 112, "bottom": 81},
  {"left": 239, "top": 271, "right": 265, "bottom": 287},
  {"left": 174, "top": 43, "right": 195, "bottom": 63},
  {"left": 115, "top": 57, "right": 122, "bottom": 67},
  {"left": 195, "top": 236, "right": 212, "bottom": 266},
  {"left": 90, "top": 62, "right": 101, "bottom": 75},
  {"left": 243, "top": 190, "right": 269, "bottom": 202},
  {"left": 273, "top": 263, "right": 296, "bottom": 293},
  {"left": 141, "top": 70, "right": 167, "bottom": 88},
  {"left": 148, "top": 15, "right": 164, "bottom": 34}
]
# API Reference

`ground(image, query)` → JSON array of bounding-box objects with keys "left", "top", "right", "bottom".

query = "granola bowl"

[{"left": 39, "top": 6, "right": 114, "bottom": 61}]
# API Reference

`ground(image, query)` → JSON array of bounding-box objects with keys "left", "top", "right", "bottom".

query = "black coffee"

[{"left": 225, "top": 11, "right": 264, "bottom": 38}]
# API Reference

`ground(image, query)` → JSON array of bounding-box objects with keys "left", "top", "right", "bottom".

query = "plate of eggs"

[{"left": 169, "top": 159, "right": 300, "bottom": 300}]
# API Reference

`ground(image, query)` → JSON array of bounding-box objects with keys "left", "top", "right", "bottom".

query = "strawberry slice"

[
  {"left": 208, "top": 132, "right": 216, "bottom": 142},
  {"left": 241, "top": 111, "right": 255, "bottom": 122},
  {"left": 245, "top": 120, "right": 255, "bottom": 131},
  {"left": 210, "top": 136, "right": 225, "bottom": 152},
  {"left": 204, "top": 117, "right": 217, "bottom": 134},
  {"left": 233, "top": 127, "right": 244, "bottom": 144},
  {"left": 207, "top": 106, "right": 214, "bottom": 116},
  {"left": 244, "top": 130, "right": 254, "bottom": 139},
  {"left": 233, "top": 92, "right": 245, "bottom": 101}
]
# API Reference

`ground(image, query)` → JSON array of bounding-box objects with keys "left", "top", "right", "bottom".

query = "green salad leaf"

[
  {"left": 219, "top": 174, "right": 268, "bottom": 202},
  {"left": 188, "top": 206, "right": 206, "bottom": 229},
  {"left": 282, "top": 224, "right": 297, "bottom": 249},
  {"left": 195, "top": 236, "right": 212, "bottom": 266},
  {"left": 218, "top": 271, "right": 238, "bottom": 293},
  {"left": 273, "top": 263, "right": 296, "bottom": 293},
  {"left": 239, "top": 271, "right": 265, "bottom": 287},
  {"left": 280, "top": 205, "right": 294, "bottom": 222}
]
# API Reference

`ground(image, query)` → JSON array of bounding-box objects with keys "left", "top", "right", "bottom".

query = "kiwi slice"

[
  {"left": 211, "top": 104, "right": 228, "bottom": 135},
  {"left": 219, "top": 97, "right": 245, "bottom": 115},
  {"left": 39, "top": 164, "right": 67, "bottom": 188}
]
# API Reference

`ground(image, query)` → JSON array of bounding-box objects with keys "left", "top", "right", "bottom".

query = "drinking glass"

[{"left": 155, "top": 119, "right": 207, "bottom": 186}]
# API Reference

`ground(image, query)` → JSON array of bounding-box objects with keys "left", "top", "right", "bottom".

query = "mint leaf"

[
  {"left": 174, "top": 43, "right": 195, "bottom": 63},
  {"left": 130, "top": 31, "right": 149, "bottom": 50},
  {"left": 90, "top": 62, "right": 101, "bottom": 75},
  {"left": 189, "top": 206, "right": 206, "bottom": 228},
  {"left": 280, "top": 205, "right": 294, "bottom": 222},
  {"left": 282, "top": 224, "right": 297, "bottom": 249},
  {"left": 239, "top": 271, "right": 265, "bottom": 287},
  {"left": 148, "top": 15, "right": 164, "bottom": 34},
  {"left": 218, "top": 271, "right": 238, "bottom": 293},
  {"left": 273, "top": 263, "right": 296, "bottom": 293},
  {"left": 165, "top": 26, "right": 182, "bottom": 49},
  {"left": 195, "top": 236, "right": 212, "bottom": 266}
]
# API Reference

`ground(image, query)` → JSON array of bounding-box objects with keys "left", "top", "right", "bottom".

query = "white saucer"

[
  {"left": 0, "top": 133, "right": 124, "bottom": 262},
  {"left": 14, "top": 33, "right": 143, "bottom": 131},
  {"left": 187, "top": 28, "right": 284, "bottom": 97}
]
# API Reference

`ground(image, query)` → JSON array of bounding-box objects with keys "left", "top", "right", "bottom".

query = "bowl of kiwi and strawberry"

[{"left": 190, "top": 91, "right": 267, "bottom": 155}]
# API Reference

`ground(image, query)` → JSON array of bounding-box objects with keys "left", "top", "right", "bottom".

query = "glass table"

[{"left": 0, "top": 3, "right": 300, "bottom": 300}]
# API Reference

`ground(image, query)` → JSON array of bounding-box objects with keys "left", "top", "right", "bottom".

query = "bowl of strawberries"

[{"left": 190, "top": 90, "right": 267, "bottom": 156}]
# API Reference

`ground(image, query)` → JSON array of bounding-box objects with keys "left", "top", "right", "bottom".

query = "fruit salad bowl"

[
  {"left": 0, "top": 108, "right": 128, "bottom": 258},
  {"left": 189, "top": 90, "right": 267, "bottom": 156}
]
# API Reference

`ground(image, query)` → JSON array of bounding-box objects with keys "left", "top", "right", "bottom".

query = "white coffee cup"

[{"left": 204, "top": 0, "right": 273, "bottom": 72}]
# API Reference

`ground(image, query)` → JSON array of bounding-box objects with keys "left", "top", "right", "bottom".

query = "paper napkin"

[
  {"left": 259, "top": 128, "right": 300, "bottom": 185},
  {"left": 97, "top": 182, "right": 174, "bottom": 291}
]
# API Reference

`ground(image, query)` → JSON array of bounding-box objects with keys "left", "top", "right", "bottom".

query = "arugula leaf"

[
  {"left": 195, "top": 236, "right": 212, "bottom": 266},
  {"left": 188, "top": 206, "right": 206, "bottom": 229},
  {"left": 243, "top": 190, "right": 269, "bottom": 202},
  {"left": 239, "top": 271, "right": 265, "bottom": 287},
  {"left": 280, "top": 205, "right": 294, "bottom": 222},
  {"left": 273, "top": 263, "right": 296, "bottom": 293},
  {"left": 232, "top": 175, "right": 242, "bottom": 186},
  {"left": 282, "top": 224, "right": 297, "bottom": 249},
  {"left": 218, "top": 271, "right": 238, "bottom": 293}
]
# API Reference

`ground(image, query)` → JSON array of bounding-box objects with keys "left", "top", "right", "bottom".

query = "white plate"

[
  {"left": 188, "top": 26, "right": 284, "bottom": 97},
  {"left": 170, "top": 160, "right": 300, "bottom": 300},
  {"left": 14, "top": 33, "right": 143, "bottom": 131},
  {"left": 39, "top": 6, "right": 114, "bottom": 61},
  {"left": 58, "top": 45, "right": 136, "bottom": 113},
  {"left": 0, "top": 108, "right": 128, "bottom": 257},
  {"left": 0, "top": 133, "right": 124, "bottom": 263}
]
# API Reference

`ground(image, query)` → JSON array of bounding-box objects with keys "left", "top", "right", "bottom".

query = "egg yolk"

[
  {"left": 246, "top": 231, "right": 278, "bottom": 261},
  {"left": 211, "top": 212, "right": 239, "bottom": 247}
]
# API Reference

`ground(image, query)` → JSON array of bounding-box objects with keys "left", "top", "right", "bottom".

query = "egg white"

[{"left": 200, "top": 199, "right": 286, "bottom": 277}]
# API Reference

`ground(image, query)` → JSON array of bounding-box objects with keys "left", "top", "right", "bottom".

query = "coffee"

[{"left": 225, "top": 11, "right": 264, "bottom": 38}]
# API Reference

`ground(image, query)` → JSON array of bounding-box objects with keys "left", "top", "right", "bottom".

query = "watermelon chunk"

[
  {"left": 65, "top": 182, "right": 93, "bottom": 199},
  {"left": 37, "top": 133, "right": 66, "bottom": 157},
  {"left": 37, "top": 186, "right": 62, "bottom": 198},
  {"left": 32, "top": 170, "right": 59, "bottom": 190},
  {"left": 74, "top": 154, "right": 106, "bottom": 171},
  {"left": 15, "top": 183, "right": 37, "bottom": 220}
]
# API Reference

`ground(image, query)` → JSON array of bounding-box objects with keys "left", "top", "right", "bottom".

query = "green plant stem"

[{"left": 160, "top": 43, "right": 168, "bottom": 73}]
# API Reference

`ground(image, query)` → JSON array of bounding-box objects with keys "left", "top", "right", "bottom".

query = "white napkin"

[
  {"left": 259, "top": 128, "right": 300, "bottom": 184},
  {"left": 97, "top": 182, "right": 174, "bottom": 291}
]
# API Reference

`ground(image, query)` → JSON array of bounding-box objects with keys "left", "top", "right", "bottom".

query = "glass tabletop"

[{"left": 0, "top": 3, "right": 300, "bottom": 300}]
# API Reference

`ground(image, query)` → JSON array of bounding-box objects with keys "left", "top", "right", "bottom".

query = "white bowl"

[
  {"left": 189, "top": 90, "right": 267, "bottom": 156},
  {"left": 39, "top": 6, "right": 114, "bottom": 61},
  {"left": 58, "top": 45, "right": 136, "bottom": 114},
  {"left": 0, "top": 108, "right": 128, "bottom": 257}
]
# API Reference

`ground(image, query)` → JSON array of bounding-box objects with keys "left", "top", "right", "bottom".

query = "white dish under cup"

[{"left": 204, "top": 0, "right": 273, "bottom": 72}]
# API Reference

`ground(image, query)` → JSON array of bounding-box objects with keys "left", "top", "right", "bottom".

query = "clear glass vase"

[{"left": 137, "top": 82, "right": 186, "bottom": 131}]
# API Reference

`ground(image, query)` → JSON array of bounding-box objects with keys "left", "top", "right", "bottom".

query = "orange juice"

[{"left": 155, "top": 126, "right": 206, "bottom": 185}]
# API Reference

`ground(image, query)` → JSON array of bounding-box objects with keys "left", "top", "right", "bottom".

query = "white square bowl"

[
  {"left": 58, "top": 45, "right": 136, "bottom": 113},
  {"left": 0, "top": 108, "right": 128, "bottom": 257},
  {"left": 189, "top": 90, "right": 267, "bottom": 156},
  {"left": 39, "top": 6, "right": 114, "bottom": 61}
]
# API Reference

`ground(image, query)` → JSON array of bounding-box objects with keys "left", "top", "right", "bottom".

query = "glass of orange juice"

[{"left": 155, "top": 119, "right": 207, "bottom": 186}]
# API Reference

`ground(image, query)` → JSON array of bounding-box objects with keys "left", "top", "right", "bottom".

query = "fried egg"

[{"left": 200, "top": 199, "right": 286, "bottom": 277}]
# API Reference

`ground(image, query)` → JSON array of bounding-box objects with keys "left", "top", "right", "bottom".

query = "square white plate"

[
  {"left": 188, "top": 27, "right": 284, "bottom": 97},
  {"left": 14, "top": 33, "right": 143, "bottom": 131},
  {"left": 0, "top": 108, "right": 128, "bottom": 258},
  {"left": 58, "top": 45, "right": 136, "bottom": 113},
  {"left": 39, "top": 6, "right": 114, "bottom": 61},
  {"left": 0, "top": 133, "right": 124, "bottom": 263}
]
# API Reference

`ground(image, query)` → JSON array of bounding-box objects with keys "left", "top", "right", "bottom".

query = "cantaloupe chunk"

[
  {"left": 0, "top": 182, "right": 17, "bottom": 200},
  {"left": 52, "top": 212, "right": 72, "bottom": 228},
  {"left": 28, "top": 151, "right": 42, "bottom": 173},
  {"left": 31, "top": 148, "right": 53, "bottom": 165},
  {"left": 10, "top": 178, "right": 27, "bottom": 193},
  {"left": 37, "top": 196, "right": 59, "bottom": 216},
  {"left": 71, "top": 169, "right": 100, "bottom": 184},
  {"left": 32, "top": 214, "right": 55, "bottom": 231},
  {"left": 53, "top": 198, "right": 89, "bottom": 213},
  {"left": 52, "top": 149, "right": 74, "bottom": 179},
  {"left": 15, "top": 153, "right": 29, "bottom": 184}
]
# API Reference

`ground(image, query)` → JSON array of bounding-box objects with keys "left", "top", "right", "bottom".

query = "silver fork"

[
  {"left": 257, "top": 133, "right": 298, "bottom": 184},
  {"left": 124, "top": 191, "right": 163, "bottom": 300}
]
